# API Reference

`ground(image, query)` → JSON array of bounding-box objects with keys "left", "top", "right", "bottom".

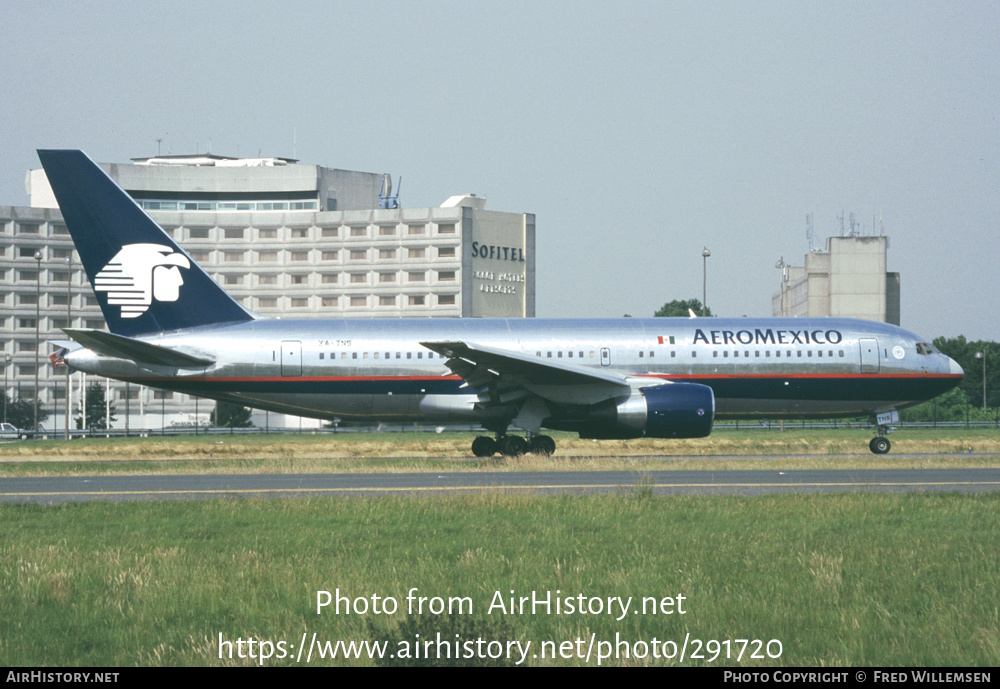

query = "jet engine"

[{"left": 581, "top": 383, "right": 715, "bottom": 439}]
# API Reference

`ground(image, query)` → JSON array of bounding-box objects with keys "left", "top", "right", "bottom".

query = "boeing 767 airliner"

[{"left": 38, "top": 150, "right": 963, "bottom": 455}]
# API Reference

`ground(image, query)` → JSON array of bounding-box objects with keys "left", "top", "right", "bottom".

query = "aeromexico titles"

[{"left": 39, "top": 150, "right": 963, "bottom": 456}]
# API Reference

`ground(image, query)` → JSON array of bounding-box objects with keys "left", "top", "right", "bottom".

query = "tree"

[
  {"left": 211, "top": 401, "right": 254, "bottom": 428},
  {"left": 75, "top": 382, "right": 116, "bottom": 431},
  {"left": 3, "top": 393, "right": 48, "bottom": 430},
  {"left": 654, "top": 299, "right": 713, "bottom": 318},
  {"left": 931, "top": 336, "right": 999, "bottom": 410}
]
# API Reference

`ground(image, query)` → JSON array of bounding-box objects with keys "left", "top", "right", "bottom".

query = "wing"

[{"left": 421, "top": 340, "right": 658, "bottom": 432}]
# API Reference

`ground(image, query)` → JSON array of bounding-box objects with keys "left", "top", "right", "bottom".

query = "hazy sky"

[{"left": 2, "top": 1, "right": 997, "bottom": 340}]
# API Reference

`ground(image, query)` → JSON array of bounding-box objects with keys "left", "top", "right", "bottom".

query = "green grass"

[{"left": 2, "top": 492, "right": 998, "bottom": 666}]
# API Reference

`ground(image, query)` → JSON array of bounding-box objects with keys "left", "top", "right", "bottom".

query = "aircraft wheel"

[
  {"left": 472, "top": 436, "right": 497, "bottom": 457},
  {"left": 530, "top": 435, "right": 556, "bottom": 456},
  {"left": 498, "top": 435, "right": 528, "bottom": 457},
  {"left": 869, "top": 437, "right": 891, "bottom": 455}
]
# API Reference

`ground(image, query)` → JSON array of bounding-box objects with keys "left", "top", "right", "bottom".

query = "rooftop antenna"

[
  {"left": 379, "top": 174, "right": 401, "bottom": 209},
  {"left": 806, "top": 212, "right": 822, "bottom": 252}
]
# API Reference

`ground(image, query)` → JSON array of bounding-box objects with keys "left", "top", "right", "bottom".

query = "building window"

[
  {"left": 350, "top": 273, "right": 367, "bottom": 284},
  {"left": 51, "top": 294, "right": 69, "bottom": 306},
  {"left": 321, "top": 297, "right": 338, "bottom": 307},
  {"left": 18, "top": 270, "right": 38, "bottom": 282},
  {"left": 291, "top": 227, "right": 310, "bottom": 239},
  {"left": 321, "top": 274, "right": 338, "bottom": 284},
  {"left": 438, "top": 294, "right": 456, "bottom": 305},
  {"left": 257, "top": 251, "right": 278, "bottom": 262},
  {"left": 291, "top": 298, "right": 308, "bottom": 308},
  {"left": 50, "top": 271, "right": 69, "bottom": 282},
  {"left": 258, "top": 228, "right": 278, "bottom": 239},
  {"left": 408, "top": 248, "right": 425, "bottom": 259},
  {"left": 50, "top": 317, "right": 69, "bottom": 329},
  {"left": 224, "top": 228, "right": 245, "bottom": 239},
  {"left": 18, "top": 318, "right": 36, "bottom": 329},
  {"left": 224, "top": 252, "right": 244, "bottom": 262},
  {"left": 17, "top": 223, "right": 39, "bottom": 234},
  {"left": 52, "top": 224, "right": 69, "bottom": 235},
  {"left": 189, "top": 228, "right": 210, "bottom": 239},
  {"left": 154, "top": 391, "right": 173, "bottom": 400},
  {"left": 350, "top": 250, "right": 367, "bottom": 261},
  {"left": 190, "top": 251, "right": 210, "bottom": 262},
  {"left": 408, "top": 271, "right": 425, "bottom": 282},
  {"left": 379, "top": 296, "right": 396, "bottom": 306},
  {"left": 258, "top": 275, "right": 277, "bottom": 285},
  {"left": 437, "top": 270, "right": 455, "bottom": 281},
  {"left": 290, "top": 274, "right": 308, "bottom": 285},
  {"left": 18, "top": 294, "right": 38, "bottom": 306},
  {"left": 291, "top": 251, "right": 309, "bottom": 262},
  {"left": 438, "top": 223, "right": 456, "bottom": 234},
  {"left": 407, "top": 224, "right": 426, "bottom": 235},
  {"left": 321, "top": 227, "right": 338, "bottom": 238},
  {"left": 321, "top": 250, "right": 338, "bottom": 261},
  {"left": 258, "top": 297, "right": 277, "bottom": 308},
  {"left": 351, "top": 227, "right": 368, "bottom": 238},
  {"left": 350, "top": 296, "right": 367, "bottom": 307},
  {"left": 408, "top": 295, "right": 425, "bottom": 306},
  {"left": 19, "top": 247, "right": 41, "bottom": 258},
  {"left": 379, "top": 249, "right": 397, "bottom": 260},
  {"left": 379, "top": 226, "right": 396, "bottom": 236},
  {"left": 379, "top": 272, "right": 395, "bottom": 283},
  {"left": 438, "top": 247, "right": 456, "bottom": 258},
  {"left": 224, "top": 275, "right": 243, "bottom": 285}
]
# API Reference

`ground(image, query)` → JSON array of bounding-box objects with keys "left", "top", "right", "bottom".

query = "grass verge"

[
  {"left": 0, "top": 428, "right": 998, "bottom": 477},
  {"left": 2, "top": 491, "right": 998, "bottom": 666}
]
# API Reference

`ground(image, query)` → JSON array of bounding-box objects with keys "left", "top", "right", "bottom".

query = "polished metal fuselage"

[{"left": 65, "top": 316, "right": 963, "bottom": 426}]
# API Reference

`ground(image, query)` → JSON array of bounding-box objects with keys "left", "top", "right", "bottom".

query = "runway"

[{"left": 2, "top": 468, "right": 999, "bottom": 503}]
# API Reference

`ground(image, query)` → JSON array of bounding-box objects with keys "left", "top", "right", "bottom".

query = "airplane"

[{"left": 37, "top": 149, "right": 964, "bottom": 456}]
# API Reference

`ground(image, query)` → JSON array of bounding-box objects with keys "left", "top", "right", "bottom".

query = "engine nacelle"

[{"left": 581, "top": 383, "right": 715, "bottom": 439}]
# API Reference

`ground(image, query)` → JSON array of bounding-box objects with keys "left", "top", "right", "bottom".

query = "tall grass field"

[{"left": 2, "top": 491, "right": 998, "bottom": 666}]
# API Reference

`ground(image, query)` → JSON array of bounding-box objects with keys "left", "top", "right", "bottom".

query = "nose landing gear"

[{"left": 869, "top": 435, "right": 891, "bottom": 454}]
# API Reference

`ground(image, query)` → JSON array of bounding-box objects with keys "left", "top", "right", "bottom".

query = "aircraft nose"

[{"left": 948, "top": 356, "right": 964, "bottom": 377}]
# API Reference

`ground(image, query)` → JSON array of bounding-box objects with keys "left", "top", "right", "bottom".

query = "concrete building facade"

[
  {"left": 2, "top": 154, "right": 534, "bottom": 432},
  {"left": 772, "top": 236, "right": 900, "bottom": 325}
]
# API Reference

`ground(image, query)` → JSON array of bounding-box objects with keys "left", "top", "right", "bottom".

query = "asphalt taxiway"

[{"left": 2, "top": 467, "right": 999, "bottom": 503}]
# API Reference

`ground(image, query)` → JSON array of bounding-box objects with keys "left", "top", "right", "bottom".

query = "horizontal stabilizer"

[{"left": 62, "top": 329, "right": 214, "bottom": 368}]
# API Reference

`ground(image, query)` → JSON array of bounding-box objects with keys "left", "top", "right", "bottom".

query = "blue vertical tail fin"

[{"left": 37, "top": 149, "right": 256, "bottom": 336}]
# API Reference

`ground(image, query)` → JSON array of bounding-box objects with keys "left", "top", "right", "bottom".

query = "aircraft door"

[
  {"left": 859, "top": 338, "right": 879, "bottom": 373},
  {"left": 600, "top": 347, "right": 611, "bottom": 367},
  {"left": 281, "top": 340, "right": 303, "bottom": 376}
]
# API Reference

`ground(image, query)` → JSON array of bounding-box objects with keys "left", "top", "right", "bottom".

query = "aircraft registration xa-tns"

[{"left": 39, "top": 150, "right": 963, "bottom": 456}]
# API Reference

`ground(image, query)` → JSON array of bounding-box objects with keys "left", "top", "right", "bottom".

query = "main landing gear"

[{"left": 471, "top": 433, "right": 556, "bottom": 457}]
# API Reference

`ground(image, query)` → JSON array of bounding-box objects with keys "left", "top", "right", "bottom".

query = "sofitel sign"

[{"left": 471, "top": 242, "right": 526, "bottom": 262}]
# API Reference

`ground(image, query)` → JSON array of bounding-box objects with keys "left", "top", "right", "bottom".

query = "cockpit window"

[{"left": 916, "top": 343, "right": 936, "bottom": 355}]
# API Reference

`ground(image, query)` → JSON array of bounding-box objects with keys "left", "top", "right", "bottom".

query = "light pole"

[
  {"left": 34, "top": 250, "right": 42, "bottom": 435},
  {"left": 701, "top": 247, "right": 711, "bottom": 317},
  {"left": 2, "top": 354, "right": 10, "bottom": 425},
  {"left": 65, "top": 256, "right": 71, "bottom": 440},
  {"left": 775, "top": 257, "right": 786, "bottom": 317},
  {"left": 975, "top": 351, "right": 986, "bottom": 411}
]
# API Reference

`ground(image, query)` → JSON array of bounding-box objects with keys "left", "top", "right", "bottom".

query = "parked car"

[{"left": 0, "top": 422, "right": 23, "bottom": 439}]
